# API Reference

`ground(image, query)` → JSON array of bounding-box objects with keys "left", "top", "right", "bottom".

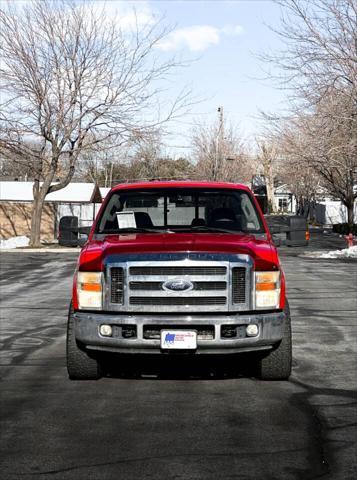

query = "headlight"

[
  {"left": 77, "top": 272, "right": 103, "bottom": 309},
  {"left": 255, "top": 271, "right": 280, "bottom": 309}
]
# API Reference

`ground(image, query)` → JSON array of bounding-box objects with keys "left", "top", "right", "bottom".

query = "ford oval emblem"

[{"left": 162, "top": 279, "right": 194, "bottom": 292}]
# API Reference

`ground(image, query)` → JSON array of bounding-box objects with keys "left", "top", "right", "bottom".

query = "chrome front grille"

[
  {"left": 129, "top": 281, "right": 227, "bottom": 291},
  {"left": 129, "top": 296, "right": 227, "bottom": 306},
  {"left": 232, "top": 267, "right": 246, "bottom": 304},
  {"left": 129, "top": 266, "right": 226, "bottom": 276},
  {"left": 106, "top": 254, "right": 251, "bottom": 313},
  {"left": 111, "top": 267, "right": 124, "bottom": 304}
]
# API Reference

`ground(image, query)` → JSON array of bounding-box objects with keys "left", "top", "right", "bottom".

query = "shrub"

[{"left": 332, "top": 224, "right": 357, "bottom": 235}]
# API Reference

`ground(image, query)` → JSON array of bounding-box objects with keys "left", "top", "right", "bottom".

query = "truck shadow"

[
  {"left": 101, "top": 353, "right": 260, "bottom": 380},
  {"left": 286, "top": 377, "right": 357, "bottom": 478}
]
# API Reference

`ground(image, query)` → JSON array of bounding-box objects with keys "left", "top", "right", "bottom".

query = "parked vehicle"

[{"left": 67, "top": 181, "right": 292, "bottom": 380}]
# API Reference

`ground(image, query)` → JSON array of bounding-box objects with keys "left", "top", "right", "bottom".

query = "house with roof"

[
  {"left": 272, "top": 184, "right": 356, "bottom": 223},
  {"left": 273, "top": 184, "right": 297, "bottom": 213},
  {"left": 100, "top": 187, "right": 111, "bottom": 201},
  {"left": 313, "top": 193, "right": 357, "bottom": 225},
  {"left": 0, "top": 181, "right": 101, "bottom": 240}
]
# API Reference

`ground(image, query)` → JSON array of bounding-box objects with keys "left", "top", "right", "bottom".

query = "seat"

[
  {"left": 209, "top": 208, "right": 236, "bottom": 224},
  {"left": 134, "top": 212, "right": 154, "bottom": 229},
  {"left": 191, "top": 218, "right": 206, "bottom": 227},
  {"left": 208, "top": 207, "right": 243, "bottom": 231}
]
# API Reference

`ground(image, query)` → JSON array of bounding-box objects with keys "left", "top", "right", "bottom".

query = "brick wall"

[{"left": 0, "top": 202, "right": 56, "bottom": 240}]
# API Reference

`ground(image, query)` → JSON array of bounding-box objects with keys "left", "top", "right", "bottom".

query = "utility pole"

[
  {"left": 214, "top": 106, "right": 224, "bottom": 180},
  {"left": 218, "top": 105, "right": 224, "bottom": 146}
]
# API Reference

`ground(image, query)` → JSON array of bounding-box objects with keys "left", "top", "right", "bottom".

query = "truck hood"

[{"left": 79, "top": 232, "right": 277, "bottom": 270}]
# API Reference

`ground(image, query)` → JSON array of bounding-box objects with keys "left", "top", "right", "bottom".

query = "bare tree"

[
  {"left": 192, "top": 119, "right": 250, "bottom": 183},
  {"left": 261, "top": 0, "right": 357, "bottom": 228},
  {"left": 269, "top": 0, "right": 357, "bottom": 111},
  {"left": 278, "top": 159, "right": 321, "bottom": 217},
  {"left": 255, "top": 140, "right": 280, "bottom": 213},
  {"left": 0, "top": 142, "right": 40, "bottom": 180},
  {"left": 76, "top": 132, "right": 195, "bottom": 185},
  {"left": 279, "top": 93, "right": 356, "bottom": 224},
  {"left": 129, "top": 131, "right": 165, "bottom": 180},
  {"left": 0, "top": 0, "right": 191, "bottom": 245},
  {"left": 120, "top": 132, "right": 195, "bottom": 183},
  {"left": 75, "top": 137, "right": 131, "bottom": 186},
  {"left": 255, "top": 125, "right": 326, "bottom": 216}
]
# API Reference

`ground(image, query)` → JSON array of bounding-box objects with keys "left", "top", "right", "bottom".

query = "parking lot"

[{"left": 0, "top": 231, "right": 356, "bottom": 480}]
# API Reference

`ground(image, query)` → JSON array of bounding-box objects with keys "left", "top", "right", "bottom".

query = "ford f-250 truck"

[{"left": 67, "top": 181, "right": 292, "bottom": 380}]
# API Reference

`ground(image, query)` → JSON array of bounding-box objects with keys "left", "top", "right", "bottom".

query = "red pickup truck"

[{"left": 67, "top": 181, "right": 292, "bottom": 380}]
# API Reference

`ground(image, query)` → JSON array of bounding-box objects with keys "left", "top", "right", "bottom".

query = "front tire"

[
  {"left": 66, "top": 305, "right": 102, "bottom": 380},
  {"left": 256, "top": 302, "right": 292, "bottom": 380}
]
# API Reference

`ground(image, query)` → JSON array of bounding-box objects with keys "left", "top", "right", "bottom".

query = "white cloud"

[
  {"left": 221, "top": 24, "right": 244, "bottom": 36},
  {"left": 158, "top": 25, "right": 220, "bottom": 52},
  {"left": 113, "top": 2, "right": 156, "bottom": 31},
  {"left": 78, "top": 1, "right": 156, "bottom": 31},
  {"left": 157, "top": 24, "right": 243, "bottom": 52}
]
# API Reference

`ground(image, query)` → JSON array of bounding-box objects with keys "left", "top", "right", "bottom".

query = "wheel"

[
  {"left": 66, "top": 305, "right": 103, "bottom": 380},
  {"left": 256, "top": 302, "right": 292, "bottom": 380}
]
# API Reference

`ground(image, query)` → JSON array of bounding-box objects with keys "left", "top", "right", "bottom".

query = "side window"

[
  {"left": 240, "top": 193, "right": 261, "bottom": 231},
  {"left": 98, "top": 194, "right": 122, "bottom": 232}
]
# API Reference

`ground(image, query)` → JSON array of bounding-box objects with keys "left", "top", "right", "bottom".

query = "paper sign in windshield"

[{"left": 116, "top": 211, "right": 136, "bottom": 229}]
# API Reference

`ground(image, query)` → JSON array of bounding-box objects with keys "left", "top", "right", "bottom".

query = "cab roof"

[{"left": 111, "top": 180, "right": 252, "bottom": 193}]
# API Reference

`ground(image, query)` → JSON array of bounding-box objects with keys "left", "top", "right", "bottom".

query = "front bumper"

[{"left": 74, "top": 310, "right": 286, "bottom": 354}]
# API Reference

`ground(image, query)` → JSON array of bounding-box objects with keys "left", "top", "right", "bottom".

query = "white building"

[
  {"left": 0, "top": 181, "right": 102, "bottom": 240},
  {"left": 273, "top": 185, "right": 297, "bottom": 213},
  {"left": 272, "top": 184, "right": 356, "bottom": 224}
]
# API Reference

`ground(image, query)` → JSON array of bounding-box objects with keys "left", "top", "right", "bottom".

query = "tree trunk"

[
  {"left": 262, "top": 148, "right": 277, "bottom": 214},
  {"left": 347, "top": 201, "right": 355, "bottom": 232},
  {"left": 266, "top": 180, "right": 276, "bottom": 214},
  {"left": 265, "top": 166, "right": 276, "bottom": 214},
  {"left": 29, "top": 155, "right": 75, "bottom": 246},
  {"left": 30, "top": 191, "right": 46, "bottom": 247},
  {"left": 30, "top": 168, "right": 56, "bottom": 247}
]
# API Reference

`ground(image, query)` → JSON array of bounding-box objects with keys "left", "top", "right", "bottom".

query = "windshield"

[{"left": 96, "top": 188, "right": 265, "bottom": 234}]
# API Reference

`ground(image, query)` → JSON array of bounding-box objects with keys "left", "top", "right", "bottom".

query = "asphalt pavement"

[{"left": 0, "top": 230, "right": 356, "bottom": 480}]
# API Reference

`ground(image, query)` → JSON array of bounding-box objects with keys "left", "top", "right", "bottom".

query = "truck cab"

[{"left": 67, "top": 181, "right": 292, "bottom": 380}]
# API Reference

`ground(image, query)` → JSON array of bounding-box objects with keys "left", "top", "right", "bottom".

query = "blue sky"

[
  {"left": 11, "top": 0, "right": 288, "bottom": 156},
  {"left": 81, "top": 0, "right": 288, "bottom": 155},
  {"left": 129, "top": 0, "right": 287, "bottom": 155}
]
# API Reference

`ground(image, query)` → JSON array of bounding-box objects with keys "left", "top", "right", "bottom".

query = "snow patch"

[
  {"left": 319, "top": 246, "right": 357, "bottom": 259},
  {"left": 0, "top": 236, "right": 30, "bottom": 249}
]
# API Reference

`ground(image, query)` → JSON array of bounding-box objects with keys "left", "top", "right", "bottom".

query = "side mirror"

[
  {"left": 78, "top": 236, "right": 88, "bottom": 247},
  {"left": 78, "top": 226, "right": 91, "bottom": 235},
  {"left": 77, "top": 226, "right": 91, "bottom": 247}
]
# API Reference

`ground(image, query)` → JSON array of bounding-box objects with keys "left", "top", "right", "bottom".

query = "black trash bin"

[
  {"left": 286, "top": 216, "right": 309, "bottom": 247},
  {"left": 265, "top": 214, "right": 309, "bottom": 247},
  {"left": 58, "top": 216, "right": 79, "bottom": 247}
]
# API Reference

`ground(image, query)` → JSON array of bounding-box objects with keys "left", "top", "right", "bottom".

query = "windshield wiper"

[
  {"left": 177, "top": 226, "right": 244, "bottom": 234},
  {"left": 98, "top": 227, "right": 169, "bottom": 234}
]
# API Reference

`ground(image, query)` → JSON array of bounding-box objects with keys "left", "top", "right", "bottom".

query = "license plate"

[{"left": 160, "top": 330, "right": 197, "bottom": 350}]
